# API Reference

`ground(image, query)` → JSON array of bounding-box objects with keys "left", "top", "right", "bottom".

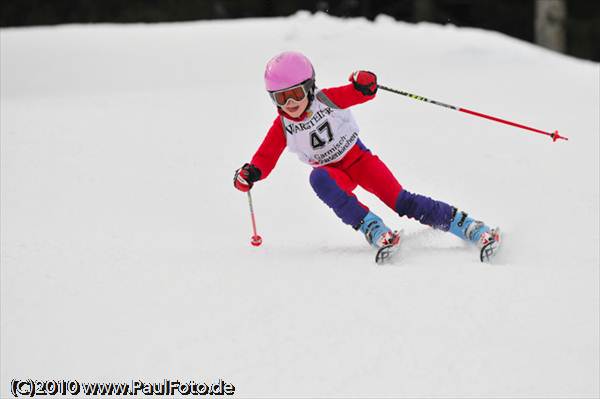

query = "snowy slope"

[{"left": 1, "top": 12, "right": 599, "bottom": 398}]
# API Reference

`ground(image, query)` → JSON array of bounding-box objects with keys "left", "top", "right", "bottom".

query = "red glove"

[
  {"left": 233, "top": 163, "right": 261, "bottom": 192},
  {"left": 349, "top": 71, "right": 378, "bottom": 96}
]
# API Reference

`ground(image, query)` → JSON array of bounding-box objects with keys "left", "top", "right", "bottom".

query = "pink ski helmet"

[{"left": 264, "top": 51, "right": 315, "bottom": 92}]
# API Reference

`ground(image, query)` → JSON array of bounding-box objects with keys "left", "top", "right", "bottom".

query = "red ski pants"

[{"left": 309, "top": 142, "right": 402, "bottom": 227}]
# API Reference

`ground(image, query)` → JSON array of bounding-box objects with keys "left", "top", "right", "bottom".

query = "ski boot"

[
  {"left": 449, "top": 208, "right": 501, "bottom": 262},
  {"left": 356, "top": 212, "right": 401, "bottom": 264}
]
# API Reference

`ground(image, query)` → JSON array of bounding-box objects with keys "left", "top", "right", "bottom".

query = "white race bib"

[{"left": 282, "top": 91, "right": 360, "bottom": 166}]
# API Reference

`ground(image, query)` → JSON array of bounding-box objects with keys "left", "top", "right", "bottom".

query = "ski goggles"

[{"left": 269, "top": 79, "right": 314, "bottom": 106}]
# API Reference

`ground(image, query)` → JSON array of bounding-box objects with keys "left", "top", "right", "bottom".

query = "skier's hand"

[
  {"left": 349, "top": 71, "right": 378, "bottom": 96},
  {"left": 234, "top": 163, "right": 261, "bottom": 192}
]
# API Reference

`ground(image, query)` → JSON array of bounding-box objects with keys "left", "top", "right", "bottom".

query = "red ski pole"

[
  {"left": 247, "top": 191, "right": 262, "bottom": 247},
  {"left": 378, "top": 85, "right": 568, "bottom": 142}
]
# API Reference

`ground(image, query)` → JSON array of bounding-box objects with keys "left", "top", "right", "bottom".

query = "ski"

[{"left": 375, "top": 231, "right": 402, "bottom": 265}]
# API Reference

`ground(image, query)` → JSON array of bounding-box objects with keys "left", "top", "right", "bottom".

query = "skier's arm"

[
  {"left": 320, "top": 71, "right": 378, "bottom": 109},
  {"left": 234, "top": 117, "right": 285, "bottom": 191},
  {"left": 249, "top": 116, "right": 286, "bottom": 180}
]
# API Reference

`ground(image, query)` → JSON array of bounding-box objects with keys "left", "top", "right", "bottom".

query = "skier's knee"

[{"left": 309, "top": 168, "right": 331, "bottom": 192}]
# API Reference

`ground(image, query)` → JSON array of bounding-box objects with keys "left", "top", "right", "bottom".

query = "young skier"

[{"left": 234, "top": 51, "right": 500, "bottom": 262}]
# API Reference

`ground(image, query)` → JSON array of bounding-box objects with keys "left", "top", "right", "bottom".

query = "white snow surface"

[{"left": 1, "top": 12, "right": 599, "bottom": 398}]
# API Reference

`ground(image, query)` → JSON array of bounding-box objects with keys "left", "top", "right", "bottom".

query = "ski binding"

[
  {"left": 375, "top": 230, "right": 402, "bottom": 265},
  {"left": 479, "top": 227, "right": 502, "bottom": 263}
]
